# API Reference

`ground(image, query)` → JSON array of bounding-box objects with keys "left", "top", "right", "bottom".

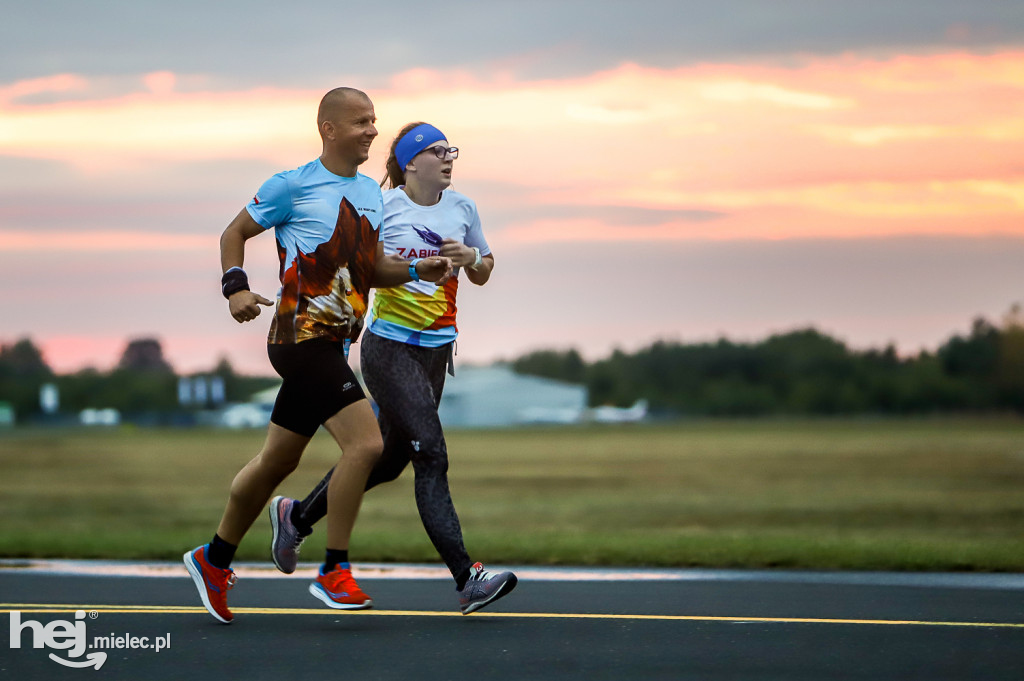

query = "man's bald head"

[
  {"left": 318, "top": 87, "right": 370, "bottom": 134},
  {"left": 316, "top": 87, "right": 377, "bottom": 176}
]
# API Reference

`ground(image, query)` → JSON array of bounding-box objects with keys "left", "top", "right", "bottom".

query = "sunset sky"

[{"left": 2, "top": 1, "right": 1023, "bottom": 375}]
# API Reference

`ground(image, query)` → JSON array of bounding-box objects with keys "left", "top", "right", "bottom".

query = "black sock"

[
  {"left": 290, "top": 500, "right": 313, "bottom": 536},
  {"left": 455, "top": 567, "right": 471, "bottom": 591},
  {"left": 207, "top": 534, "right": 237, "bottom": 570},
  {"left": 323, "top": 548, "right": 349, "bottom": 572}
]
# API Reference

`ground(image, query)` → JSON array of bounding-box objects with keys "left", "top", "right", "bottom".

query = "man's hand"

[
  {"left": 416, "top": 256, "right": 454, "bottom": 286},
  {"left": 440, "top": 239, "right": 478, "bottom": 268},
  {"left": 228, "top": 290, "right": 274, "bottom": 323}
]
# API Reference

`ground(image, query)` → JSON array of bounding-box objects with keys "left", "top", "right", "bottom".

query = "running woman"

[
  {"left": 184, "top": 92, "right": 452, "bottom": 624},
  {"left": 267, "top": 121, "right": 517, "bottom": 614}
]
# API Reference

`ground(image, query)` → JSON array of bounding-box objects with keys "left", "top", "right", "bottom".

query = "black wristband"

[{"left": 221, "top": 268, "right": 250, "bottom": 299}]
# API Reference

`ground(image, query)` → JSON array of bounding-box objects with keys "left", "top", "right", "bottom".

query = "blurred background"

[
  {"left": 2, "top": 1, "right": 1023, "bottom": 388},
  {"left": 1, "top": 2, "right": 1023, "bottom": 568}
]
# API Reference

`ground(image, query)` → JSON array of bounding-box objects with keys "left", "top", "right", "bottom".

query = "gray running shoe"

[
  {"left": 458, "top": 562, "right": 518, "bottom": 615},
  {"left": 269, "top": 496, "right": 306, "bottom": 574}
]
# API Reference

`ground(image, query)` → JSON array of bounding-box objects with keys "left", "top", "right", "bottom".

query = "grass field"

[{"left": 1, "top": 419, "right": 1023, "bottom": 571}]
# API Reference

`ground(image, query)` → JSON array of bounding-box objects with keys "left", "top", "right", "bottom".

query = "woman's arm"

[{"left": 372, "top": 243, "right": 453, "bottom": 287}]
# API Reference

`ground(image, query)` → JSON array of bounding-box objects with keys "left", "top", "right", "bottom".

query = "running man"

[{"left": 184, "top": 89, "right": 452, "bottom": 623}]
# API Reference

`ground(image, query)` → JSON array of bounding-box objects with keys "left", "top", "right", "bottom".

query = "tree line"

[
  {"left": 0, "top": 338, "right": 278, "bottom": 423},
  {"left": 4, "top": 307, "right": 1024, "bottom": 423},
  {"left": 511, "top": 307, "right": 1024, "bottom": 416}
]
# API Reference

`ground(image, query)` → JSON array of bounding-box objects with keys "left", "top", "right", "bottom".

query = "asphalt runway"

[{"left": 1, "top": 562, "right": 1023, "bottom": 680}]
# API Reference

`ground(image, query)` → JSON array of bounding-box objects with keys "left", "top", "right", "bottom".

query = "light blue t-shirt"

[{"left": 245, "top": 159, "right": 383, "bottom": 344}]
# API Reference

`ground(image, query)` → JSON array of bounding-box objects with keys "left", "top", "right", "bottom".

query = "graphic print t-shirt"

[
  {"left": 246, "top": 159, "right": 383, "bottom": 344},
  {"left": 368, "top": 188, "right": 490, "bottom": 347}
]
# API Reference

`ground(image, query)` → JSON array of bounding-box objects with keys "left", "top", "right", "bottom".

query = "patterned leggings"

[{"left": 296, "top": 331, "right": 471, "bottom": 580}]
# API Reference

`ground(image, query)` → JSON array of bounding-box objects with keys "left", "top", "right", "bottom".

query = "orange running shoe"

[
  {"left": 184, "top": 545, "right": 237, "bottom": 623},
  {"left": 308, "top": 564, "right": 373, "bottom": 610}
]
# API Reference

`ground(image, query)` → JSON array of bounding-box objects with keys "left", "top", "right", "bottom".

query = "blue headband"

[{"left": 395, "top": 124, "right": 447, "bottom": 172}]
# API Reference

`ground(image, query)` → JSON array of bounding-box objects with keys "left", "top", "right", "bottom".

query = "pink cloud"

[
  {"left": 0, "top": 230, "right": 213, "bottom": 252},
  {"left": 34, "top": 336, "right": 126, "bottom": 373},
  {"left": 32, "top": 332, "right": 270, "bottom": 376}
]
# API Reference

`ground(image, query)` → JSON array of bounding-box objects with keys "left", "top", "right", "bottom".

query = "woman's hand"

[
  {"left": 440, "top": 239, "right": 479, "bottom": 268},
  {"left": 416, "top": 256, "right": 454, "bottom": 286}
]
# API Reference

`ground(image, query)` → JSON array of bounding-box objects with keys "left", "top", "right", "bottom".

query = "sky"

[{"left": 1, "top": 1, "right": 1023, "bottom": 376}]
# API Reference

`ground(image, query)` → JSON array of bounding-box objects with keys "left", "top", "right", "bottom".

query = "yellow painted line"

[{"left": 1, "top": 604, "right": 1022, "bottom": 628}]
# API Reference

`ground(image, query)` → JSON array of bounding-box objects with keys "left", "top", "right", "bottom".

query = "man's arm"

[
  {"left": 220, "top": 208, "right": 274, "bottom": 323},
  {"left": 372, "top": 243, "right": 454, "bottom": 287}
]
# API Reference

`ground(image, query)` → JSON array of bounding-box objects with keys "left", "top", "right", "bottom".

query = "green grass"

[{"left": 2, "top": 418, "right": 1024, "bottom": 570}]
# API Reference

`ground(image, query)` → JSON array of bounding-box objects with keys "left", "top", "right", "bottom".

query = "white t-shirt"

[{"left": 368, "top": 188, "right": 490, "bottom": 347}]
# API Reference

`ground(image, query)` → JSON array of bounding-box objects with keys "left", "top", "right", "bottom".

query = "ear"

[
  {"left": 320, "top": 119, "right": 335, "bottom": 140},
  {"left": 404, "top": 158, "right": 417, "bottom": 174}
]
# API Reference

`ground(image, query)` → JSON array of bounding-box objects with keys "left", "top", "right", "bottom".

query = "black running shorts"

[{"left": 267, "top": 338, "right": 366, "bottom": 437}]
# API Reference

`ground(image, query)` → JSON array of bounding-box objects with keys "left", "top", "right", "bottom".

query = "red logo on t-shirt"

[
  {"left": 396, "top": 247, "right": 440, "bottom": 258},
  {"left": 253, "top": 195, "right": 260, "bottom": 205}
]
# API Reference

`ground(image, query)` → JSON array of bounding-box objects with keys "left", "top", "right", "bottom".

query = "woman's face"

[{"left": 410, "top": 140, "right": 455, "bottom": 189}]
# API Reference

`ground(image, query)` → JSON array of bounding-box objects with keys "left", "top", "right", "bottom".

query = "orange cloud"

[
  {"left": 0, "top": 50, "right": 1021, "bottom": 245},
  {"left": 0, "top": 75, "right": 319, "bottom": 170}
]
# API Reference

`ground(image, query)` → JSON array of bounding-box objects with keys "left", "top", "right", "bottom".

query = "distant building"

[
  {"left": 251, "top": 385, "right": 281, "bottom": 407},
  {"left": 209, "top": 367, "right": 589, "bottom": 429},
  {"left": 438, "top": 366, "right": 586, "bottom": 428},
  {"left": 39, "top": 383, "right": 59, "bottom": 415},
  {"left": 178, "top": 375, "right": 227, "bottom": 408},
  {"left": 214, "top": 384, "right": 279, "bottom": 429},
  {"left": 79, "top": 408, "right": 121, "bottom": 427},
  {"left": 219, "top": 402, "right": 273, "bottom": 429},
  {"left": 0, "top": 401, "right": 13, "bottom": 427}
]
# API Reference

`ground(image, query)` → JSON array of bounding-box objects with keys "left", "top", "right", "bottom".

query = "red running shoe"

[
  {"left": 184, "top": 545, "right": 237, "bottom": 623},
  {"left": 308, "top": 564, "right": 373, "bottom": 610}
]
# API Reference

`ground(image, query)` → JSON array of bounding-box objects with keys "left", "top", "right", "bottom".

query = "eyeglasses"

[{"left": 423, "top": 145, "right": 459, "bottom": 160}]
